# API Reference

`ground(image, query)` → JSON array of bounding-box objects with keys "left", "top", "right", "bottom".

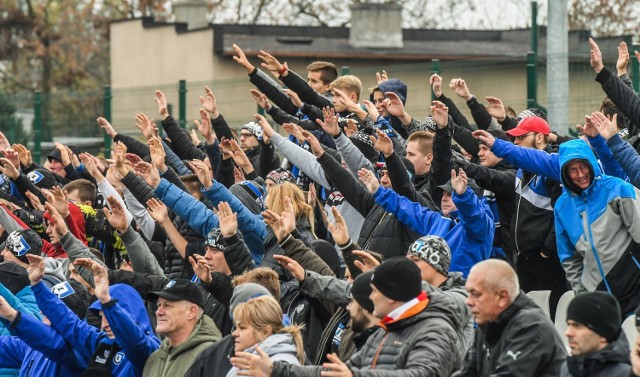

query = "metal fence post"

[
  {"left": 33, "top": 92, "right": 42, "bottom": 164},
  {"left": 103, "top": 86, "right": 112, "bottom": 155},
  {"left": 632, "top": 45, "right": 640, "bottom": 93},
  {"left": 341, "top": 66, "right": 350, "bottom": 76},
  {"left": 179, "top": 80, "right": 187, "bottom": 129},
  {"left": 431, "top": 59, "right": 441, "bottom": 102},
  {"left": 527, "top": 51, "right": 537, "bottom": 109}
]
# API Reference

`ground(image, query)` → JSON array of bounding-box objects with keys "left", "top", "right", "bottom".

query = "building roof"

[{"left": 128, "top": 18, "right": 630, "bottom": 62}]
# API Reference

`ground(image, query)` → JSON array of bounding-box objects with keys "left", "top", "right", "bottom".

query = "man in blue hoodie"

[{"left": 474, "top": 130, "right": 640, "bottom": 315}]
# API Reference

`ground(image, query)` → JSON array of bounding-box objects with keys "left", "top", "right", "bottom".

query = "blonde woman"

[{"left": 228, "top": 296, "right": 304, "bottom": 377}]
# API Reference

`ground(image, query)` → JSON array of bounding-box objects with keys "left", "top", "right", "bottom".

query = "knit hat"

[
  {"left": 0, "top": 262, "right": 30, "bottom": 295},
  {"left": 350, "top": 270, "right": 375, "bottom": 313},
  {"left": 205, "top": 228, "right": 225, "bottom": 251},
  {"left": 408, "top": 236, "right": 451, "bottom": 277},
  {"left": 515, "top": 108, "right": 548, "bottom": 124},
  {"left": 27, "top": 169, "right": 58, "bottom": 190},
  {"left": 52, "top": 279, "right": 92, "bottom": 319},
  {"left": 229, "top": 180, "right": 265, "bottom": 215},
  {"left": 147, "top": 278, "right": 205, "bottom": 308},
  {"left": 379, "top": 157, "right": 415, "bottom": 180},
  {"left": 567, "top": 291, "right": 621, "bottom": 342},
  {"left": 241, "top": 122, "right": 263, "bottom": 141},
  {"left": 422, "top": 117, "right": 437, "bottom": 132},
  {"left": 377, "top": 79, "right": 408, "bottom": 105},
  {"left": 229, "top": 283, "right": 271, "bottom": 319},
  {"left": 370, "top": 257, "right": 422, "bottom": 302},
  {"left": 1, "top": 229, "right": 43, "bottom": 263},
  {"left": 266, "top": 168, "right": 295, "bottom": 185},
  {"left": 350, "top": 131, "right": 379, "bottom": 164}
]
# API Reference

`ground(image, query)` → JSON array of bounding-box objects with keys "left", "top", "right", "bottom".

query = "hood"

[
  {"left": 558, "top": 139, "right": 601, "bottom": 195},
  {"left": 247, "top": 333, "right": 298, "bottom": 357},
  {"left": 89, "top": 284, "right": 154, "bottom": 335},
  {"left": 44, "top": 257, "right": 69, "bottom": 283},
  {"left": 373, "top": 79, "right": 408, "bottom": 105}
]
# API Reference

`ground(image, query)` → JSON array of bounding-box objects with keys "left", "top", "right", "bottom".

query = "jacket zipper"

[
  {"left": 370, "top": 333, "right": 389, "bottom": 369},
  {"left": 363, "top": 212, "right": 388, "bottom": 250},
  {"left": 314, "top": 309, "right": 348, "bottom": 365},
  {"left": 514, "top": 175, "right": 535, "bottom": 255},
  {"left": 25, "top": 360, "right": 34, "bottom": 377}
]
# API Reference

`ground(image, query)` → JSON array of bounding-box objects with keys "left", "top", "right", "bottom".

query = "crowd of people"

[{"left": 1, "top": 36, "right": 640, "bottom": 377}]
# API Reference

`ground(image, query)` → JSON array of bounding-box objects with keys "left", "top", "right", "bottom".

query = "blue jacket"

[
  {"left": 32, "top": 282, "right": 160, "bottom": 377},
  {"left": 553, "top": 139, "right": 640, "bottom": 314},
  {"left": 606, "top": 133, "right": 640, "bottom": 188},
  {"left": 155, "top": 178, "right": 265, "bottom": 264},
  {"left": 373, "top": 186, "right": 494, "bottom": 277},
  {"left": 0, "top": 284, "right": 42, "bottom": 377},
  {"left": 0, "top": 310, "right": 83, "bottom": 377}
]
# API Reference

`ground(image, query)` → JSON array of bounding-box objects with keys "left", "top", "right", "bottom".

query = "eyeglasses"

[
  {"left": 240, "top": 132, "right": 255, "bottom": 138},
  {"left": 515, "top": 132, "right": 535, "bottom": 140}
]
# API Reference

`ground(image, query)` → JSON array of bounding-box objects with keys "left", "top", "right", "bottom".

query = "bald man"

[{"left": 453, "top": 260, "right": 566, "bottom": 376}]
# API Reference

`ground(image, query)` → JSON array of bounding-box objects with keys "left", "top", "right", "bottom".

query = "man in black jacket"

[
  {"left": 560, "top": 291, "right": 631, "bottom": 376},
  {"left": 454, "top": 259, "right": 566, "bottom": 377}
]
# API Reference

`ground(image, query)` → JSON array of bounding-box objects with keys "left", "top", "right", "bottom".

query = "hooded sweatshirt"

[{"left": 225, "top": 333, "right": 300, "bottom": 377}]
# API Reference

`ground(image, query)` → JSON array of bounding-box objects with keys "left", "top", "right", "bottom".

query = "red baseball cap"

[{"left": 506, "top": 116, "right": 550, "bottom": 137}]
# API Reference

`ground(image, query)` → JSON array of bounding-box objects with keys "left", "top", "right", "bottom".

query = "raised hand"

[
  {"left": 103, "top": 195, "right": 129, "bottom": 233},
  {"left": 316, "top": 106, "right": 340, "bottom": 136},
  {"left": 333, "top": 88, "right": 360, "bottom": 113},
  {"left": 300, "top": 131, "right": 324, "bottom": 157},
  {"left": 25, "top": 191, "right": 45, "bottom": 211},
  {"left": 273, "top": 255, "right": 304, "bottom": 282},
  {"left": 430, "top": 101, "right": 449, "bottom": 129},
  {"left": 381, "top": 92, "right": 406, "bottom": 118},
  {"left": 589, "top": 38, "right": 604, "bottom": 74},
  {"left": 249, "top": 89, "right": 271, "bottom": 111},
  {"left": 97, "top": 117, "right": 117, "bottom": 138},
  {"left": 362, "top": 100, "right": 380, "bottom": 120},
  {"left": 0, "top": 132, "right": 10, "bottom": 151},
  {"left": 112, "top": 141, "right": 131, "bottom": 179},
  {"left": 283, "top": 89, "right": 303, "bottom": 108},
  {"left": 591, "top": 111, "right": 618, "bottom": 140},
  {"left": 44, "top": 186, "right": 69, "bottom": 218},
  {"left": 0, "top": 295, "right": 18, "bottom": 322},
  {"left": 230, "top": 348, "right": 273, "bottom": 377},
  {"left": 189, "top": 254, "right": 212, "bottom": 284},
  {"left": 322, "top": 353, "right": 353, "bottom": 377},
  {"left": 376, "top": 70, "right": 388, "bottom": 84},
  {"left": 74, "top": 258, "right": 110, "bottom": 303},
  {"left": 54, "top": 142, "right": 71, "bottom": 167},
  {"left": 217, "top": 201, "right": 238, "bottom": 237},
  {"left": 373, "top": 129, "right": 393, "bottom": 157},
  {"left": 344, "top": 119, "right": 358, "bottom": 138},
  {"left": 430, "top": 73, "right": 443, "bottom": 98},
  {"left": 189, "top": 159, "right": 213, "bottom": 189},
  {"left": 449, "top": 78, "right": 473, "bottom": 101},
  {"left": 228, "top": 139, "right": 254, "bottom": 173},
  {"left": 79, "top": 153, "right": 104, "bottom": 181},
  {"left": 26, "top": 254, "right": 46, "bottom": 286},
  {"left": 471, "top": 129, "right": 496, "bottom": 148},
  {"left": 146, "top": 197, "right": 169, "bottom": 224},
  {"left": 282, "top": 123, "right": 305, "bottom": 143},
  {"left": 1, "top": 148, "right": 20, "bottom": 170},
  {"left": 576, "top": 115, "right": 598, "bottom": 138},
  {"left": 327, "top": 206, "right": 350, "bottom": 246},
  {"left": 200, "top": 86, "right": 220, "bottom": 118},
  {"left": 155, "top": 90, "right": 169, "bottom": 119},
  {"left": 232, "top": 43, "right": 255, "bottom": 73},
  {"left": 261, "top": 209, "right": 288, "bottom": 242},
  {"left": 257, "top": 50, "right": 286, "bottom": 74},
  {"left": 352, "top": 250, "right": 380, "bottom": 273},
  {"left": 485, "top": 96, "right": 506, "bottom": 122},
  {"left": 135, "top": 113, "right": 158, "bottom": 140},
  {"left": 306, "top": 183, "right": 317, "bottom": 208},
  {"left": 148, "top": 136, "right": 167, "bottom": 172},
  {"left": 450, "top": 168, "right": 468, "bottom": 195},
  {"left": 44, "top": 201, "right": 69, "bottom": 240},
  {"left": 195, "top": 108, "right": 216, "bottom": 144},
  {"left": 254, "top": 114, "right": 275, "bottom": 140},
  {"left": 12, "top": 144, "right": 32, "bottom": 168},
  {"left": 133, "top": 160, "right": 160, "bottom": 188},
  {"left": 357, "top": 168, "right": 380, "bottom": 194},
  {"left": 617, "top": 41, "right": 630, "bottom": 75},
  {"left": 0, "top": 157, "right": 19, "bottom": 180}
]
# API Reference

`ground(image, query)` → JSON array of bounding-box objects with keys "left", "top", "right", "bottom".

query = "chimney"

[
  {"left": 173, "top": 0, "right": 208, "bottom": 30},
  {"left": 349, "top": 2, "right": 403, "bottom": 49}
]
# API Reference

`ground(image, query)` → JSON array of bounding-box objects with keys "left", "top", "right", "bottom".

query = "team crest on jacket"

[
  {"left": 114, "top": 351, "right": 124, "bottom": 365},
  {"left": 27, "top": 170, "right": 45, "bottom": 184}
]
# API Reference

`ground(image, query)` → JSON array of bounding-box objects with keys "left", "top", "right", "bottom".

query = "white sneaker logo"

[{"left": 506, "top": 350, "right": 521, "bottom": 360}]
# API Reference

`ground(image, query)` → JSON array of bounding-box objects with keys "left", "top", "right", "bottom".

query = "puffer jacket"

[
  {"left": 560, "top": 331, "right": 631, "bottom": 377},
  {"left": 270, "top": 290, "right": 462, "bottom": 377},
  {"left": 453, "top": 293, "right": 566, "bottom": 377}
]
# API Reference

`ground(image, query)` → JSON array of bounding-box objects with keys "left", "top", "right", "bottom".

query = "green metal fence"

[{"left": 11, "top": 54, "right": 639, "bottom": 163}]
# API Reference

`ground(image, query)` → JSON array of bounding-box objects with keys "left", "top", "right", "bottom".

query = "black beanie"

[
  {"left": 567, "top": 291, "right": 621, "bottom": 342},
  {"left": 311, "top": 239, "right": 341, "bottom": 277},
  {"left": 350, "top": 270, "right": 375, "bottom": 313},
  {"left": 0, "top": 262, "right": 29, "bottom": 295},
  {"left": 370, "top": 257, "right": 421, "bottom": 302}
]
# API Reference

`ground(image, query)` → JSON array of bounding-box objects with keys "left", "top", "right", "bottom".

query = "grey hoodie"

[{"left": 226, "top": 333, "right": 300, "bottom": 377}]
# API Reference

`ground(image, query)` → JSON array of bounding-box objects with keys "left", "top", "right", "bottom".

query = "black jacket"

[
  {"left": 183, "top": 334, "right": 234, "bottom": 377},
  {"left": 454, "top": 293, "right": 566, "bottom": 377},
  {"left": 317, "top": 152, "right": 420, "bottom": 258},
  {"left": 596, "top": 67, "right": 640, "bottom": 137},
  {"left": 560, "top": 331, "right": 631, "bottom": 377}
]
